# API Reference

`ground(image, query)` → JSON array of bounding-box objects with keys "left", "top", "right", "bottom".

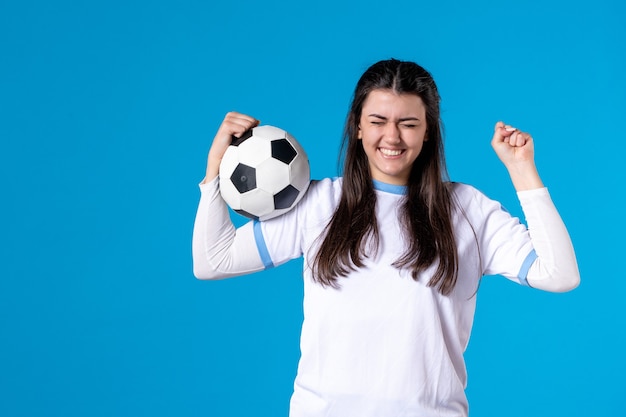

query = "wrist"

[
  {"left": 203, "top": 159, "right": 221, "bottom": 184},
  {"left": 507, "top": 164, "right": 544, "bottom": 191}
]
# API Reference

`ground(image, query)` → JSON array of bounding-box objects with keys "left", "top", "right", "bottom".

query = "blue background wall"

[{"left": 1, "top": 0, "right": 624, "bottom": 416}]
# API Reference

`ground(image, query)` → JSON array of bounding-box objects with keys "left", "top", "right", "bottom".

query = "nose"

[{"left": 384, "top": 123, "right": 401, "bottom": 143}]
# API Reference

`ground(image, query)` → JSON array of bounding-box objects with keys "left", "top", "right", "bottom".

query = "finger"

[
  {"left": 518, "top": 133, "right": 529, "bottom": 147},
  {"left": 224, "top": 112, "right": 259, "bottom": 127},
  {"left": 511, "top": 131, "right": 530, "bottom": 147},
  {"left": 510, "top": 131, "right": 520, "bottom": 147},
  {"left": 224, "top": 112, "right": 259, "bottom": 129},
  {"left": 522, "top": 133, "right": 533, "bottom": 147},
  {"left": 503, "top": 124, "right": 517, "bottom": 138},
  {"left": 225, "top": 120, "right": 254, "bottom": 138},
  {"left": 492, "top": 121, "right": 507, "bottom": 144},
  {"left": 493, "top": 121, "right": 518, "bottom": 142},
  {"left": 224, "top": 111, "right": 258, "bottom": 125},
  {"left": 221, "top": 113, "right": 260, "bottom": 137}
]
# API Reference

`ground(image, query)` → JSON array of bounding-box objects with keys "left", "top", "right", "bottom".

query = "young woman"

[{"left": 192, "top": 59, "right": 579, "bottom": 417}]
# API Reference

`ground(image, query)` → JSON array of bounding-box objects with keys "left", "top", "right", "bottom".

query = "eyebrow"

[{"left": 367, "top": 113, "right": 421, "bottom": 122}]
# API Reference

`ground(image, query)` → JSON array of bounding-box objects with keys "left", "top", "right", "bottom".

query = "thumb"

[
  {"left": 492, "top": 121, "right": 506, "bottom": 145},
  {"left": 492, "top": 121, "right": 517, "bottom": 145}
]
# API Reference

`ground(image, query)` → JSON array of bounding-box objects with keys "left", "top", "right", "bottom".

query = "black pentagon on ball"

[
  {"left": 274, "top": 184, "right": 300, "bottom": 209},
  {"left": 235, "top": 208, "right": 259, "bottom": 221},
  {"left": 230, "top": 163, "right": 256, "bottom": 193},
  {"left": 271, "top": 138, "right": 297, "bottom": 164},
  {"left": 231, "top": 129, "right": 253, "bottom": 146}
]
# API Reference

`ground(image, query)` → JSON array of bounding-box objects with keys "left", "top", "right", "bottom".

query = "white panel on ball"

[
  {"left": 256, "top": 158, "right": 291, "bottom": 194},
  {"left": 239, "top": 188, "right": 275, "bottom": 217},
  {"left": 219, "top": 179, "right": 242, "bottom": 210},
  {"left": 219, "top": 146, "right": 240, "bottom": 178},
  {"left": 289, "top": 154, "right": 311, "bottom": 193},
  {"left": 237, "top": 136, "right": 272, "bottom": 168},
  {"left": 251, "top": 125, "right": 285, "bottom": 141}
]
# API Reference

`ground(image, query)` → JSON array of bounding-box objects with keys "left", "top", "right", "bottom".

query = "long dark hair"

[{"left": 312, "top": 59, "right": 459, "bottom": 295}]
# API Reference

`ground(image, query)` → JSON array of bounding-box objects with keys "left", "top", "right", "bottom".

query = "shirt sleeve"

[
  {"left": 472, "top": 186, "right": 579, "bottom": 292},
  {"left": 191, "top": 177, "right": 265, "bottom": 279},
  {"left": 471, "top": 186, "right": 536, "bottom": 284},
  {"left": 518, "top": 188, "right": 580, "bottom": 292}
]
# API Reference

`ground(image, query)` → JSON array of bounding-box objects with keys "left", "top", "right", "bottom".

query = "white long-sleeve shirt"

[{"left": 192, "top": 177, "right": 579, "bottom": 417}]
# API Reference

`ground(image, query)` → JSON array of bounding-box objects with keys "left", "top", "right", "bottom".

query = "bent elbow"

[
  {"left": 527, "top": 255, "right": 581, "bottom": 293},
  {"left": 534, "top": 269, "right": 580, "bottom": 293},
  {"left": 557, "top": 272, "right": 581, "bottom": 293},
  {"left": 192, "top": 262, "right": 222, "bottom": 280},
  {"left": 551, "top": 262, "right": 581, "bottom": 293},
  {"left": 548, "top": 275, "right": 580, "bottom": 293}
]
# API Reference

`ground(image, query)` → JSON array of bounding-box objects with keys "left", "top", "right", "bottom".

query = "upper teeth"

[{"left": 380, "top": 148, "right": 402, "bottom": 156}]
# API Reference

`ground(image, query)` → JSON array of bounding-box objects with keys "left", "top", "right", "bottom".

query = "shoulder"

[
  {"left": 449, "top": 181, "right": 482, "bottom": 195},
  {"left": 301, "top": 177, "right": 343, "bottom": 204},
  {"left": 449, "top": 182, "right": 485, "bottom": 204},
  {"left": 288, "top": 177, "right": 342, "bottom": 220},
  {"left": 449, "top": 182, "right": 506, "bottom": 217},
  {"left": 282, "top": 177, "right": 342, "bottom": 231}
]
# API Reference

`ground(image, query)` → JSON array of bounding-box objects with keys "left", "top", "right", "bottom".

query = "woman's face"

[{"left": 358, "top": 89, "right": 428, "bottom": 185}]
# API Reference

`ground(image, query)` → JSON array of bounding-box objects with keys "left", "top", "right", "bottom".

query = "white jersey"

[{"left": 192, "top": 177, "right": 579, "bottom": 417}]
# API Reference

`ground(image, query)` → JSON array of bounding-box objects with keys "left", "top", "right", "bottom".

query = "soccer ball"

[{"left": 218, "top": 125, "right": 310, "bottom": 221}]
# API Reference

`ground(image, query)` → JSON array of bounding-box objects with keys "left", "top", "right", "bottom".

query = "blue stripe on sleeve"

[
  {"left": 253, "top": 220, "right": 274, "bottom": 269},
  {"left": 518, "top": 249, "right": 537, "bottom": 287}
]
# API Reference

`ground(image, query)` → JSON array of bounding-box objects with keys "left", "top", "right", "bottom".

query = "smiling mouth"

[{"left": 379, "top": 148, "right": 404, "bottom": 157}]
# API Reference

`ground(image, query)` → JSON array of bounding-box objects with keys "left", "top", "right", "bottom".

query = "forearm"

[
  {"left": 192, "top": 177, "right": 264, "bottom": 279},
  {"left": 518, "top": 188, "right": 580, "bottom": 292}
]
